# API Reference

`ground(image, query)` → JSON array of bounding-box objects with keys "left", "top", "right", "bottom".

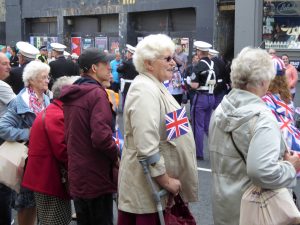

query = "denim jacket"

[{"left": 0, "top": 88, "right": 50, "bottom": 141}]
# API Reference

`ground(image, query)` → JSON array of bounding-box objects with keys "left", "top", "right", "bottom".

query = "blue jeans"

[{"left": 0, "top": 184, "right": 12, "bottom": 225}]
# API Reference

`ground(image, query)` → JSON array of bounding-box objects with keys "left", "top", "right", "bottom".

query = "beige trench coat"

[{"left": 118, "top": 73, "right": 198, "bottom": 214}]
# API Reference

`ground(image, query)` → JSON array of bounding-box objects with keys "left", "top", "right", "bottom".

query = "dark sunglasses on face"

[{"left": 163, "top": 56, "right": 175, "bottom": 62}]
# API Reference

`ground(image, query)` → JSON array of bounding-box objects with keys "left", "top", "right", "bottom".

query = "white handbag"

[
  {"left": 240, "top": 185, "right": 300, "bottom": 225},
  {"left": 0, "top": 141, "right": 28, "bottom": 193}
]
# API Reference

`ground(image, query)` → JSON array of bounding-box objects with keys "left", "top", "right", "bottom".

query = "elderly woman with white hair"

[
  {"left": 22, "top": 76, "right": 79, "bottom": 225},
  {"left": 117, "top": 34, "right": 198, "bottom": 225},
  {"left": 209, "top": 47, "right": 300, "bottom": 225},
  {"left": 0, "top": 60, "right": 50, "bottom": 225}
]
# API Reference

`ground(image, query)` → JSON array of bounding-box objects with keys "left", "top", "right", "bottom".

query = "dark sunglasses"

[{"left": 163, "top": 56, "right": 175, "bottom": 62}]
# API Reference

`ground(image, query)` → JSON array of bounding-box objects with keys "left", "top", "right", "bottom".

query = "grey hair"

[
  {"left": 52, "top": 76, "right": 80, "bottom": 99},
  {"left": 230, "top": 47, "right": 275, "bottom": 89},
  {"left": 23, "top": 60, "right": 50, "bottom": 87},
  {"left": 133, "top": 34, "right": 175, "bottom": 74}
]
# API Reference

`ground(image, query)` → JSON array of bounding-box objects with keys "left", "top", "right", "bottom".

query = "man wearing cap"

[
  {"left": 189, "top": 41, "right": 216, "bottom": 160},
  {"left": 117, "top": 44, "right": 138, "bottom": 108},
  {"left": 37, "top": 45, "right": 48, "bottom": 64},
  {"left": 0, "top": 52, "right": 16, "bottom": 225},
  {"left": 5, "top": 41, "right": 39, "bottom": 94},
  {"left": 208, "top": 49, "right": 230, "bottom": 109},
  {"left": 49, "top": 43, "right": 79, "bottom": 88},
  {"left": 60, "top": 48, "right": 119, "bottom": 225}
]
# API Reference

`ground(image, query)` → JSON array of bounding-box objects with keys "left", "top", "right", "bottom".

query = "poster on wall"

[
  {"left": 95, "top": 36, "right": 108, "bottom": 51},
  {"left": 30, "top": 36, "right": 58, "bottom": 50},
  {"left": 172, "top": 37, "right": 189, "bottom": 56},
  {"left": 82, "top": 37, "right": 94, "bottom": 51},
  {"left": 71, "top": 37, "right": 82, "bottom": 55},
  {"left": 109, "top": 37, "right": 119, "bottom": 54}
]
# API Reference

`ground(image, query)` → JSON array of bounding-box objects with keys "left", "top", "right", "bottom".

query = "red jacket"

[
  {"left": 60, "top": 75, "right": 119, "bottom": 199},
  {"left": 22, "top": 99, "right": 69, "bottom": 199}
]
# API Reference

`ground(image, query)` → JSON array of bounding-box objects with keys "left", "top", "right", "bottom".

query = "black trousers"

[
  {"left": 74, "top": 194, "right": 113, "bottom": 225},
  {"left": 0, "top": 184, "right": 12, "bottom": 225}
]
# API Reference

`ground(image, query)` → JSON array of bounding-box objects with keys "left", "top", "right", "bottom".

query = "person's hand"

[
  {"left": 284, "top": 151, "right": 300, "bottom": 172},
  {"left": 165, "top": 177, "right": 181, "bottom": 195},
  {"left": 155, "top": 174, "right": 181, "bottom": 195}
]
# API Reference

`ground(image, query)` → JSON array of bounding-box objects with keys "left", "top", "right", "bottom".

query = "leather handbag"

[
  {"left": 0, "top": 141, "right": 28, "bottom": 193},
  {"left": 164, "top": 195, "right": 196, "bottom": 225}
]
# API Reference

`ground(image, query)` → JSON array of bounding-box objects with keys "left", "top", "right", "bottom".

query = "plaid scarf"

[{"left": 28, "top": 87, "right": 45, "bottom": 114}]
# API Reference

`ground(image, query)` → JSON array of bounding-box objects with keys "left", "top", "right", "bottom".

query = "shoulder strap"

[
  {"left": 200, "top": 59, "right": 214, "bottom": 70},
  {"left": 230, "top": 115, "right": 258, "bottom": 164}
]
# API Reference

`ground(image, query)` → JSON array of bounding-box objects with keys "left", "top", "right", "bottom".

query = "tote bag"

[
  {"left": 0, "top": 141, "right": 28, "bottom": 193},
  {"left": 240, "top": 185, "right": 300, "bottom": 225}
]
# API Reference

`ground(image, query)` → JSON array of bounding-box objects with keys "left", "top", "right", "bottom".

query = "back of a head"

[
  {"left": 52, "top": 75, "right": 80, "bottom": 99},
  {"left": 133, "top": 34, "right": 175, "bottom": 74},
  {"left": 231, "top": 47, "right": 275, "bottom": 89}
]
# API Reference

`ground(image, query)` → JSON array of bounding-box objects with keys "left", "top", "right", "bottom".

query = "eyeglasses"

[{"left": 162, "top": 56, "right": 175, "bottom": 62}]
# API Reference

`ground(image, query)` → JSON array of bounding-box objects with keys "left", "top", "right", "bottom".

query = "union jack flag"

[
  {"left": 113, "top": 128, "right": 124, "bottom": 155},
  {"left": 165, "top": 107, "right": 189, "bottom": 140},
  {"left": 262, "top": 93, "right": 300, "bottom": 151}
]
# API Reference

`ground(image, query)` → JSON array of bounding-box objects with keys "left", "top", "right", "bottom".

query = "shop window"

[{"left": 263, "top": 0, "right": 300, "bottom": 49}]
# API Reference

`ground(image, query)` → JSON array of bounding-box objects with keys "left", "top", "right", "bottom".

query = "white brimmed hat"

[
  {"left": 126, "top": 44, "right": 136, "bottom": 54},
  {"left": 194, "top": 41, "right": 212, "bottom": 52},
  {"left": 209, "top": 49, "right": 219, "bottom": 56},
  {"left": 50, "top": 43, "right": 67, "bottom": 52},
  {"left": 16, "top": 41, "right": 39, "bottom": 59}
]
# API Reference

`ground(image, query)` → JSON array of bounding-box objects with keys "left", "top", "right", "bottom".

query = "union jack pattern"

[
  {"left": 165, "top": 107, "right": 189, "bottom": 140},
  {"left": 113, "top": 128, "right": 124, "bottom": 155},
  {"left": 262, "top": 93, "right": 300, "bottom": 153}
]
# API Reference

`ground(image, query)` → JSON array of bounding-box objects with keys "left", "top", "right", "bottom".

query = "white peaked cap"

[
  {"left": 209, "top": 49, "right": 219, "bottom": 56},
  {"left": 16, "top": 41, "right": 39, "bottom": 59},
  {"left": 194, "top": 41, "right": 212, "bottom": 52},
  {"left": 126, "top": 44, "right": 136, "bottom": 54},
  {"left": 50, "top": 43, "right": 67, "bottom": 52}
]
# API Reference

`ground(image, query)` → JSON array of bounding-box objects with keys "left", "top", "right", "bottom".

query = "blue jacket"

[
  {"left": 0, "top": 88, "right": 50, "bottom": 141},
  {"left": 110, "top": 59, "right": 122, "bottom": 84}
]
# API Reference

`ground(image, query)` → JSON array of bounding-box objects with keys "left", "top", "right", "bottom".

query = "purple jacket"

[{"left": 60, "top": 75, "right": 118, "bottom": 198}]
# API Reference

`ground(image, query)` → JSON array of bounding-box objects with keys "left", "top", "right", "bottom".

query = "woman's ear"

[{"left": 144, "top": 60, "right": 153, "bottom": 72}]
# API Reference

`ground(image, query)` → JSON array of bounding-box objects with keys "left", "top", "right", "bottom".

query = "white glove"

[{"left": 186, "top": 76, "right": 191, "bottom": 85}]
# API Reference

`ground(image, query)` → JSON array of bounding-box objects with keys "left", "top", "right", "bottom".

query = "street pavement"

[{"left": 12, "top": 82, "right": 300, "bottom": 224}]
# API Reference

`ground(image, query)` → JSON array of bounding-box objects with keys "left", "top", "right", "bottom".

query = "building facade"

[
  {"left": 235, "top": 0, "right": 300, "bottom": 66},
  {"left": 6, "top": 0, "right": 228, "bottom": 60},
  {"left": 0, "top": 0, "right": 5, "bottom": 44}
]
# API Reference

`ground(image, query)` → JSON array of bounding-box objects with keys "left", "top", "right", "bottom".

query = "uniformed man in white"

[
  {"left": 5, "top": 41, "right": 39, "bottom": 94},
  {"left": 189, "top": 41, "right": 216, "bottom": 160},
  {"left": 49, "top": 43, "right": 79, "bottom": 88}
]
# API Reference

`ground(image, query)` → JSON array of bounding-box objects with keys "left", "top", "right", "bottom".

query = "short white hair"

[
  {"left": 23, "top": 60, "right": 50, "bottom": 87},
  {"left": 231, "top": 47, "right": 275, "bottom": 89},
  {"left": 52, "top": 76, "right": 80, "bottom": 99},
  {"left": 133, "top": 34, "right": 175, "bottom": 74}
]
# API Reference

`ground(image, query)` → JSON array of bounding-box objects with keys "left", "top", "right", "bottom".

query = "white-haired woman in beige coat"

[{"left": 117, "top": 34, "right": 198, "bottom": 225}]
